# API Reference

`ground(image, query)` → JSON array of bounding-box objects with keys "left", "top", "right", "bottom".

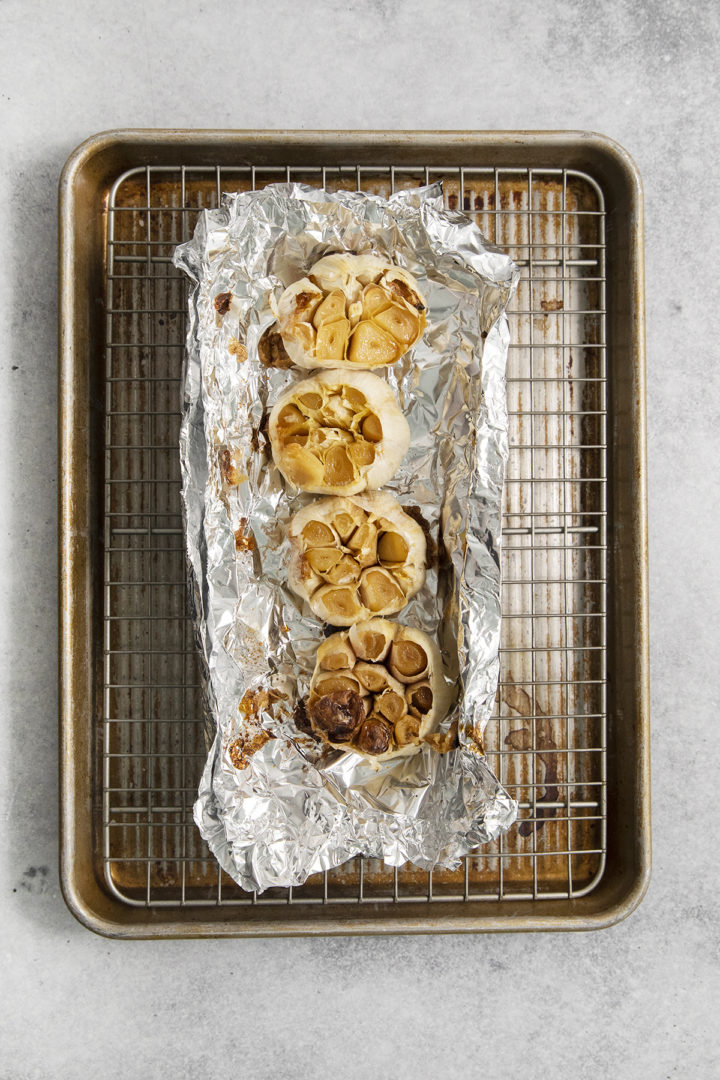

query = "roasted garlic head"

[
  {"left": 275, "top": 253, "right": 426, "bottom": 371},
  {"left": 305, "top": 619, "right": 451, "bottom": 761},
  {"left": 288, "top": 493, "right": 426, "bottom": 625},
  {"left": 268, "top": 369, "right": 409, "bottom": 494}
]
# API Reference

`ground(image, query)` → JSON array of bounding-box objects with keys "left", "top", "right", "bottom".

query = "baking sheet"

[{"left": 58, "top": 130, "right": 649, "bottom": 935}]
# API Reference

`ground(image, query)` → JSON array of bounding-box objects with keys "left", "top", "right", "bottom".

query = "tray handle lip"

[
  {"left": 58, "top": 124, "right": 645, "bottom": 173},
  {"left": 56, "top": 887, "right": 655, "bottom": 941},
  {"left": 58, "top": 833, "right": 652, "bottom": 938}
]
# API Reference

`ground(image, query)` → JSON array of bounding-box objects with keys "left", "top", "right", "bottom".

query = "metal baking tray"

[{"left": 59, "top": 130, "right": 650, "bottom": 936}]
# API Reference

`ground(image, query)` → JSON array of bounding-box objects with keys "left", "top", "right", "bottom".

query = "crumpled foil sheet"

[{"left": 174, "top": 183, "right": 519, "bottom": 893}]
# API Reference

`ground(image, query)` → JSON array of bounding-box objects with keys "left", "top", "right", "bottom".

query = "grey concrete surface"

[{"left": 1, "top": 1, "right": 718, "bottom": 1077}]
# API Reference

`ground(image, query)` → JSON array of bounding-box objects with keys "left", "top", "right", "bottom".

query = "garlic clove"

[
  {"left": 316, "top": 637, "right": 357, "bottom": 671},
  {"left": 313, "top": 585, "right": 365, "bottom": 625},
  {"left": 354, "top": 716, "right": 393, "bottom": 756},
  {"left": 276, "top": 403, "right": 308, "bottom": 435},
  {"left": 348, "top": 619, "right": 394, "bottom": 662},
  {"left": 352, "top": 661, "right": 400, "bottom": 694},
  {"left": 387, "top": 637, "right": 429, "bottom": 683},
  {"left": 347, "top": 320, "right": 400, "bottom": 367},
  {"left": 374, "top": 687, "right": 407, "bottom": 724},
  {"left": 377, "top": 530, "right": 410, "bottom": 566},
  {"left": 279, "top": 444, "right": 325, "bottom": 489},
  {"left": 394, "top": 714, "right": 422, "bottom": 747},
  {"left": 346, "top": 521, "right": 378, "bottom": 567},
  {"left": 347, "top": 440, "right": 376, "bottom": 470},
  {"left": 360, "top": 412, "right": 383, "bottom": 443},
  {"left": 322, "top": 554, "right": 361, "bottom": 585},
  {"left": 308, "top": 689, "right": 365, "bottom": 743},
  {"left": 359, "top": 567, "right": 406, "bottom": 614},
  {"left": 312, "top": 289, "right": 347, "bottom": 328},
  {"left": 333, "top": 511, "right": 360, "bottom": 541},
  {"left": 406, "top": 680, "right": 434, "bottom": 717},
  {"left": 315, "top": 319, "right": 350, "bottom": 363},
  {"left": 304, "top": 547, "right": 342, "bottom": 575},
  {"left": 301, "top": 519, "right": 336, "bottom": 548},
  {"left": 313, "top": 669, "right": 362, "bottom": 696},
  {"left": 362, "top": 282, "right": 392, "bottom": 319},
  {"left": 297, "top": 390, "right": 323, "bottom": 411},
  {"left": 373, "top": 302, "right": 420, "bottom": 347}
]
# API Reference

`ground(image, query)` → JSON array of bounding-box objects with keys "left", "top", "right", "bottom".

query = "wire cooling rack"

[{"left": 103, "top": 162, "right": 606, "bottom": 908}]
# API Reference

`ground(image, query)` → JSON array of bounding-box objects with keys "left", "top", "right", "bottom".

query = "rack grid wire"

[{"left": 103, "top": 162, "right": 607, "bottom": 908}]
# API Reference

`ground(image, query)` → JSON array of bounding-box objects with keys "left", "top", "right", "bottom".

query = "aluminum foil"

[{"left": 174, "top": 183, "right": 519, "bottom": 893}]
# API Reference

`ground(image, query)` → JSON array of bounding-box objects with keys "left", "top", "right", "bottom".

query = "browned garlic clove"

[
  {"left": 394, "top": 714, "right": 422, "bottom": 747},
  {"left": 388, "top": 637, "right": 429, "bottom": 684},
  {"left": 308, "top": 690, "right": 365, "bottom": 742},
  {"left": 355, "top": 717, "right": 392, "bottom": 755},
  {"left": 406, "top": 680, "right": 434, "bottom": 717}
]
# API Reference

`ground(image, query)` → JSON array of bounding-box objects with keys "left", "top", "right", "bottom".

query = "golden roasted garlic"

[
  {"left": 305, "top": 619, "right": 451, "bottom": 762},
  {"left": 268, "top": 369, "right": 409, "bottom": 494},
  {"left": 275, "top": 253, "right": 426, "bottom": 370},
  {"left": 288, "top": 493, "right": 426, "bottom": 625}
]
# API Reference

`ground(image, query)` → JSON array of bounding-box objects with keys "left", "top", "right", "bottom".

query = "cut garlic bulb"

[
  {"left": 268, "top": 369, "right": 409, "bottom": 494},
  {"left": 305, "top": 619, "right": 450, "bottom": 761},
  {"left": 275, "top": 253, "right": 426, "bottom": 371},
  {"left": 288, "top": 492, "right": 426, "bottom": 625}
]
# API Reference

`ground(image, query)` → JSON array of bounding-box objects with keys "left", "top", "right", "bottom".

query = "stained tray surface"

[{"left": 103, "top": 163, "right": 607, "bottom": 908}]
